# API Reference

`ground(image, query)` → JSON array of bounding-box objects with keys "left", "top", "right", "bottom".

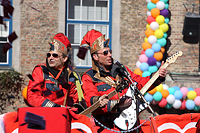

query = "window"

[
  {"left": 66, "top": 0, "right": 112, "bottom": 68},
  {"left": 0, "top": 3, "right": 12, "bottom": 68}
]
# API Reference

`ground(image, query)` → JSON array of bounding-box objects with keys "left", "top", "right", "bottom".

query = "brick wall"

[{"left": 20, "top": 0, "right": 59, "bottom": 84}]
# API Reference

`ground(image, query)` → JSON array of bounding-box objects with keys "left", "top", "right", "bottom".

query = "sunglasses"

[
  {"left": 47, "top": 53, "right": 59, "bottom": 58},
  {"left": 97, "top": 50, "right": 112, "bottom": 56}
]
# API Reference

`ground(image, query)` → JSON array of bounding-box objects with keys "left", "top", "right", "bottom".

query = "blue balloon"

[
  {"left": 140, "top": 62, "right": 149, "bottom": 72},
  {"left": 163, "top": 32, "right": 168, "bottom": 38},
  {"left": 168, "top": 87, "right": 175, "bottom": 95},
  {"left": 144, "top": 93, "right": 153, "bottom": 102},
  {"left": 147, "top": 2, "right": 156, "bottom": 11},
  {"left": 165, "top": 17, "right": 170, "bottom": 24},
  {"left": 188, "top": 87, "right": 194, "bottom": 91},
  {"left": 156, "top": 61, "right": 161, "bottom": 68},
  {"left": 152, "top": 43, "right": 161, "bottom": 52},
  {"left": 173, "top": 86, "right": 180, "bottom": 92},
  {"left": 174, "top": 90, "right": 183, "bottom": 100},
  {"left": 186, "top": 100, "right": 195, "bottom": 110},
  {"left": 145, "top": 48, "right": 154, "bottom": 58},
  {"left": 157, "top": 38, "right": 167, "bottom": 47},
  {"left": 148, "top": 65, "right": 158, "bottom": 73},
  {"left": 142, "top": 71, "right": 151, "bottom": 77}
]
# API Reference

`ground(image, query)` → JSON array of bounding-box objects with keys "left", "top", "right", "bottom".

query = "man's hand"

[
  {"left": 159, "top": 61, "right": 167, "bottom": 78},
  {"left": 117, "top": 96, "right": 132, "bottom": 112},
  {"left": 99, "top": 94, "right": 109, "bottom": 107}
]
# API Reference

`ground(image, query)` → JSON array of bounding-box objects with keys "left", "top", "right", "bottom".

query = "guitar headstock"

[{"left": 166, "top": 51, "right": 183, "bottom": 64}]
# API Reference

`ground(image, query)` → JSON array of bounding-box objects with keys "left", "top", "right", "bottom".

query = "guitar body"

[{"left": 113, "top": 86, "right": 148, "bottom": 130}]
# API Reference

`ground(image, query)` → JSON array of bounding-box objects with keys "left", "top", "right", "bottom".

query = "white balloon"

[
  {"left": 173, "top": 99, "right": 181, "bottom": 109},
  {"left": 156, "top": 1, "right": 165, "bottom": 10},
  {"left": 166, "top": 94, "right": 175, "bottom": 104},
  {"left": 147, "top": 11, "right": 151, "bottom": 16},
  {"left": 146, "top": 0, "right": 151, "bottom": 2},
  {"left": 148, "top": 35, "right": 157, "bottom": 45},
  {"left": 136, "top": 61, "right": 141, "bottom": 68},
  {"left": 150, "top": 22, "right": 159, "bottom": 31},
  {"left": 162, "top": 84, "right": 169, "bottom": 90}
]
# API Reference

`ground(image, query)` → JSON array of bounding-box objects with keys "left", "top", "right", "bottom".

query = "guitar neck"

[
  {"left": 80, "top": 89, "right": 118, "bottom": 115},
  {"left": 140, "top": 62, "right": 169, "bottom": 95}
]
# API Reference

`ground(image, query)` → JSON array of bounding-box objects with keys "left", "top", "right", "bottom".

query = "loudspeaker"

[{"left": 182, "top": 12, "right": 200, "bottom": 44}]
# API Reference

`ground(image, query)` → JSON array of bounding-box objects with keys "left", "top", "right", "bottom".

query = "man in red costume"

[
  {"left": 27, "top": 33, "right": 79, "bottom": 108},
  {"left": 80, "top": 29, "right": 167, "bottom": 132}
]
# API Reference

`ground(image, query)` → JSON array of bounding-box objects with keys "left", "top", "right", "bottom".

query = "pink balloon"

[
  {"left": 195, "top": 88, "right": 200, "bottom": 96},
  {"left": 194, "top": 96, "right": 200, "bottom": 106},
  {"left": 180, "top": 87, "right": 188, "bottom": 98},
  {"left": 139, "top": 54, "right": 148, "bottom": 63},
  {"left": 180, "top": 100, "right": 186, "bottom": 110},
  {"left": 158, "top": 98, "right": 167, "bottom": 108}
]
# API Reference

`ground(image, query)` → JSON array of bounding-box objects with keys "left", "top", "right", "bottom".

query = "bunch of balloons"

[
  {"left": 134, "top": 0, "right": 169, "bottom": 77},
  {"left": 144, "top": 84, "right": 200, "bottom": 111}
]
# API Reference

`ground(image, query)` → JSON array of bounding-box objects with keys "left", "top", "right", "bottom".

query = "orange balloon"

[
  {"left": 22, "top": 86, "right": 28, "bottom": 100},
  {"left": 151, "top": 0, "right": 159, "bottom": 4},
  {"left": 160, "top": 47, "right": 165, "bottom": 53},
  {"left": 148, "top": 88, "right": 157, "bottom": 95},
  {"left": 142, "top": 42, "right": 152, "bottom": 50},
  {"left": 134, "top": 68, "right": 143, "bottom": 77},
  {"left": 154, "top": 52, "right": 163, "bottom": 61},
  {"left": 145, "top": 28, "right": 154, "bottom": 37},
  {"left": 161, "top": 89, "right": 169, "bottom": 98},
  {"left": 151, "top": 8, "right": 160, "bottom": 18}
]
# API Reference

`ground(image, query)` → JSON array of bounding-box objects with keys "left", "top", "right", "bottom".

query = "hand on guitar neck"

[{"left": 158, "top": 61, "right": 168, "bottom": 78}]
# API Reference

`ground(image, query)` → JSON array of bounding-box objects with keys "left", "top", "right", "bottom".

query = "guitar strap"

[{"left": 73, "top": 71, "right": 87, "bottom": 109}]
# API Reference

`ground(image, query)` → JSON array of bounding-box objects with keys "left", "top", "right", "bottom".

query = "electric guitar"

[
  {"left": 113, "top": 51, "right": 183, "bottom": 130},
  {"left": 79, "top": 79, "right": 129, "bottom": 116}
]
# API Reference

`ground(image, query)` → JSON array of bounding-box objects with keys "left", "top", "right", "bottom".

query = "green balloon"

[
  {"left": 147, "top": 2, "right": 156, "bottom": 11},
  {"left": 153, "top": 92, "right": 162, "bottom": 101},
  {"left": 160, "top": 0, "right": 168, "bottom": 4},
  {"left": 165, "top": 103, "right": 172, "bottom": 109},
  {"left": 194, "top": 105, "right": 200, "bottom": 111}
]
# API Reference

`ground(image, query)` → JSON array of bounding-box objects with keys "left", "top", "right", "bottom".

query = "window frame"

[
  {"left": 0, "top": 2, "right": 13, "bottom": 68},
  {"left": 66, "top": 0, "right": 112, "bottom": 69}
]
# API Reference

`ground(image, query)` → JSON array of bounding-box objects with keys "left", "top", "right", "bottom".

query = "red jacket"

[
  {"left": 81, "top": 66, "right": 151, "bottom": 114},
  {"left": 27, "top": 64, "right": 79, "bottom": 107}
]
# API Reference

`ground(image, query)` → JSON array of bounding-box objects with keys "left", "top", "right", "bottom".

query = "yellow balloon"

[
  {"left": 156, "top": 84, "right": 163, "bottom": 92},
  {"left": 159, "top": 23, "right": 169, "bottom": 32},
  {"left": 146, "top": 24, "right": 150, "bottom": 29},
  {"left": 156, "top": 15, "right": 165, "bottom": 25},
  {"left": 187, "top": 91, "right": 197, "bottom": 100},
  {"left": 144, "top": 37, "right": 148, "bottom": 42},
  {"left": 154, "top": 29, "right": 164, "bottom": 39}
]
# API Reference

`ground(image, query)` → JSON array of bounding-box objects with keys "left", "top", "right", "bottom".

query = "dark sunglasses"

[
  {"left": 97, "top": 50, "right": 112, "bottom": 56},
  {"left": 47, "top": 53, "right": 59, "bottom": 58}
]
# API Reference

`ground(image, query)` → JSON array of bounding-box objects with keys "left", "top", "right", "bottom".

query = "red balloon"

[
  {"left": 158, "top": 98, "right": 167, "bottom": 108},
  {"left": 180, "top": 100, "right": 186, "bottom": 110},
  {"left": 147, "top": 16, "right": 155, "bottom": 24}
]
